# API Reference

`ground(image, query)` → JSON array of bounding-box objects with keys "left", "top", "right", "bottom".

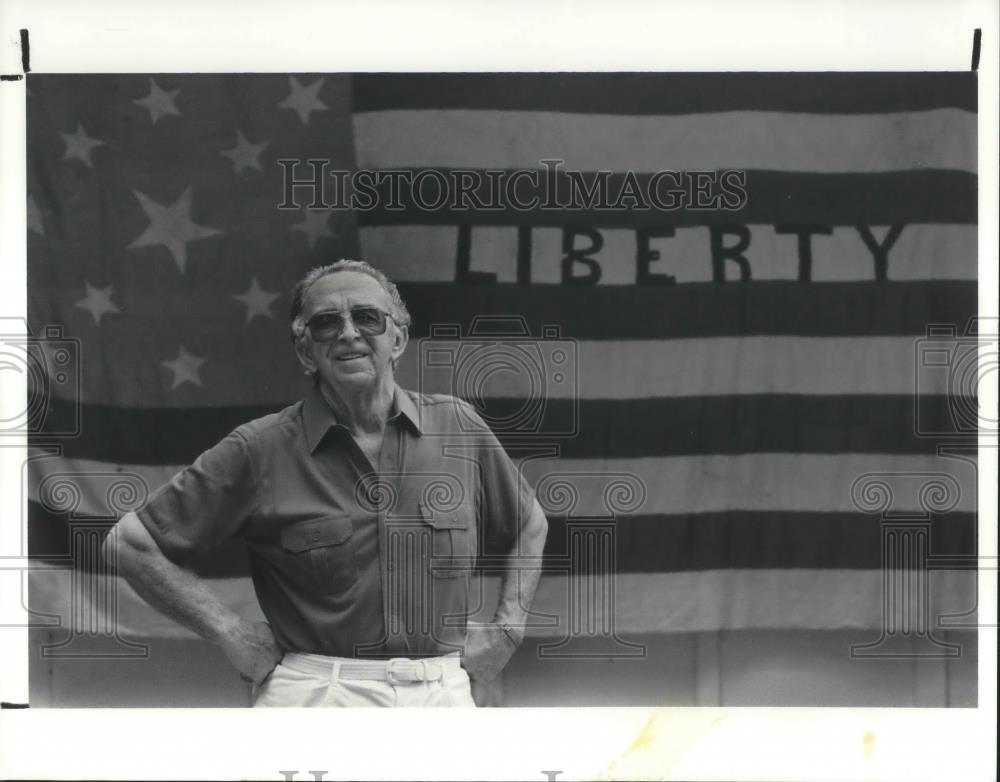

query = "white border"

[{"left": 0, "top": 1, "right": 996, "bottom": 780}]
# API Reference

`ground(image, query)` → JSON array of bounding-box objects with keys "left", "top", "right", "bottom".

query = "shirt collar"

[
  {"left": 303, "top": 384, "right": 422, "bottom": 453},
  {"left": 390, "top": 386, "right": 422, "bottom": 436}
]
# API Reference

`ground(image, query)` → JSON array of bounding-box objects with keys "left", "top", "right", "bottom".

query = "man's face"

[{"left": 294, "top": 271, "right": 408, "bottom": 393}]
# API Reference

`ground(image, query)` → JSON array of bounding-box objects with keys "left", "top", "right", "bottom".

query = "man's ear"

[
  {"left": 391, "top": 323, "right": 409, "bottom": 364},
  {"left": 294, "top": 334, "right": 317, "bottom": 376}
]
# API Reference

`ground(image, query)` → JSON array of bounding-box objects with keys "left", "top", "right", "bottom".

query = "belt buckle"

[{"left": 386, "top": 657, "right": 420, "bottom": 685}]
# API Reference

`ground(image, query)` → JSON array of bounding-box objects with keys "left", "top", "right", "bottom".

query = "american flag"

[{"left": 26, "top": 73, "right": 977, "bottom": 641}]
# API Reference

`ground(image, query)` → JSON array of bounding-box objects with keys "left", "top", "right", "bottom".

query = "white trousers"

[{"left": 252, "top": 652, "right": 477, "bottom": 708}]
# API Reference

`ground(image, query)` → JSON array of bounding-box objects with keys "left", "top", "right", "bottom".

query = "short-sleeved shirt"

[{"left": 137, "top": 385, "right": 536, "bottom": 659}]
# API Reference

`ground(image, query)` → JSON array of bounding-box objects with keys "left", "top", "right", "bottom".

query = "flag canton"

[{"left": 27, "top": 74, "right": 360, "bottom": 406}]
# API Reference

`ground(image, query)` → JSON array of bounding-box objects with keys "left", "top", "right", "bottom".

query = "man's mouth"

[{"left": 335, "top": 352, "right": 367, "bottom": 362}]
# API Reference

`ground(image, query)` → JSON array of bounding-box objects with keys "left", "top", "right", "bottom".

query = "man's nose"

[{"left": 338, "top": 314, "right": 360, "bottom": 339}]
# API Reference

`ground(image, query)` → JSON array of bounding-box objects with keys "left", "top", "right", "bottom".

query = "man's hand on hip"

[
  {"left": 218, "top": 618, "right": 283, "bottom": 685},
  {"left": 461, "top": 621, "right": 519, "bottom": 683}
]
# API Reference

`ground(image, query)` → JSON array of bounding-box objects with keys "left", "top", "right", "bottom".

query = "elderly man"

[{"left": 103, "top": 259, "right": 548, "bottom": 707}]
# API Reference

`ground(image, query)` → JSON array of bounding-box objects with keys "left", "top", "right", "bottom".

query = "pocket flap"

[
  {"left": 280, "top": 516, "right": 353, "bottom": 552},
  {"left": 418, "top": 501, "right": 470, "bottom": 530}
]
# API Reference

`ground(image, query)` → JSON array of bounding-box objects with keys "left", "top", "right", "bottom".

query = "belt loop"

[{"left": 331, "top": 660, "right": 342, "bottom": 683}]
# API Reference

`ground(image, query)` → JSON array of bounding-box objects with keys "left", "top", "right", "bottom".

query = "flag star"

[
  {"left": 60, "top": 123, "right": 105, "bottom": 167},
  {"left": 278, "top": 76, "right": 327, "bottom": 124},
  {"left": 133, "top": 78, "right": 181, "bottom": 124},
  {"left": 129, "top": 187, "right": 222, "bottom": 273},
  {"left": 233, "top": 277, "right": 281, "bottom": 323},
  {"left": 162, "top": 345, "right": 206, "bottom": 389},
  {"left": 221, "top": 130, "right": 268, "bottom": 174},
  {"left": 73, "top": 283, "right": 120, "bottom": 325},
  {"left": 27, "top": 194, "right": 44, "bottom": 235},
  {"left": 291, "top": 209, "right": 335, "bottom": 250}
]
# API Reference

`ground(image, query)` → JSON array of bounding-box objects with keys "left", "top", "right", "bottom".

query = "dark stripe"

[
  {"left": 27, "top": 503, "right": 247, "bottom": 578},
  {"left": 34, "top": 394, "right": 971, "bottom": 464},
  {"left": 541, "top": 511, "right": 977, "bottom": 572},
  {"left": 353, "top": 170, "right": 977, "bottom": 227},
  {"left": 26, "top": 279, "right": 977, "bottom": 343},
  {"left": 352, "top": 73, "right": 977, "bottom": 114},
  {"left": 399, "top": 281, "right": 977, "bottom": 339},
  {"left": 29, "top": 502, "right": 975, "bottom": 575}
]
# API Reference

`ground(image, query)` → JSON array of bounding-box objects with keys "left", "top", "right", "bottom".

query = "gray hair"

[{"left": 289, "top": 259, "right": 412, "bottom": 341}]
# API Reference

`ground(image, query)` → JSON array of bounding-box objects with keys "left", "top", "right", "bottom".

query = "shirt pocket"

[
  {"left": 279, "top": 515, "right": 359, "bottom": 594},
  {"left": 418, "top": 501, "right": 475, "bottom": 578}
]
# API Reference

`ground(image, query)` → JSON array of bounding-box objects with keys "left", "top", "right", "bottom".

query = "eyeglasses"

[{"left": 304, "top": 306, "right": 393, "bottom": 341}]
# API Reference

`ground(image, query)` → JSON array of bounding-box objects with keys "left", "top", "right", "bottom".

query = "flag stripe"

[
  {"left": 35, "top": 281, "right": 978, "bottom": 336},
  {"left": 353, "top": 109, "right": 975, "bottom": 173},
  {"left": 352, "top": 73, "right": 977, "bottom": 115},
  {"left": 38, "top": 334, "right": 965, "bottom": 408},
  {"left": 406, "top": 337, "right": 964, "bottom": 398},
  {"left": 35, "top": 394, "right": 968, "bottom": 463},
  {"left": 28, "top": 453, "right": 977, "bottom": 517},
  {"left": 516, "top": 569, "right": 978, "bottom": 634},
  {"left": 352, "top": 170, "right": 977, "bottom": 226},
  {"left": 363, "top": 224, "right": 978, "bottom": 283},
  {"left": 33, "top": 282, "right": 978, "bottom": 410},
  {"left": 396, "top": 282, "right": 976, "bottom": 339},
  {"left": 29, "top": 501, "right": 975, "bottom": 575},
  {"left": 26, "top": 567, "right": 978, "bottom": 637}
]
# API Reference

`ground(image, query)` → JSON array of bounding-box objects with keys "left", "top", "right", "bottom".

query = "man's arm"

[
  {"left": 462, "top": 497, "right": 548, "bottom": 684},
  {"left": 103, "top": 511, "right": 281, "bottom": 684},
  {"left": 492, "top": 496, "right": 548, "bottom": 639}
]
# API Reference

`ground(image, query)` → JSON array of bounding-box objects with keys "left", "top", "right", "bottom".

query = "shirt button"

[{"left": 312, "top": 532, "right": 320, "bottom": 541}]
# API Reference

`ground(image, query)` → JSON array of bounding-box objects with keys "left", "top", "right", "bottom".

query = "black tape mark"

[
  {"left": 971, "top": 29, "right": 981, "bottom": 71},
  {"left": 1, "top": 702, "right": 29, "bottom": 709},
  {"left": 20, "top": 28, "right": 30, "bottom": 73},
  {"left": 1, "top": 29, "right": 30, "bottom": 81}
]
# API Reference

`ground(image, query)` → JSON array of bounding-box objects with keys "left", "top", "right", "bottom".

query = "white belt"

[{"left": 280, "top": 652, "right": 462, "bottom": 685}]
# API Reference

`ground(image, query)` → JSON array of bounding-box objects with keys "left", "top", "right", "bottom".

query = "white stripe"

[
  {"left": 353, "top": 109, "right": 976, "bottom": 174},
  {"left": 519, "top": 454, "right": 977, "bottom": 515},
  {"left": 26, "top": 567, "right": 976, "bottom": 637},
  {"left": 398, "top": 336, "right": 951, "bottom": 398},
  {"left": 361, "top": 223, "right": 977, "bottom": 283},
  {"left": 498, "top": 569, "right": 977, "bottom": 634},
  {"left": 28, "top": 452, "right": 977, "bottom": 517}
]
